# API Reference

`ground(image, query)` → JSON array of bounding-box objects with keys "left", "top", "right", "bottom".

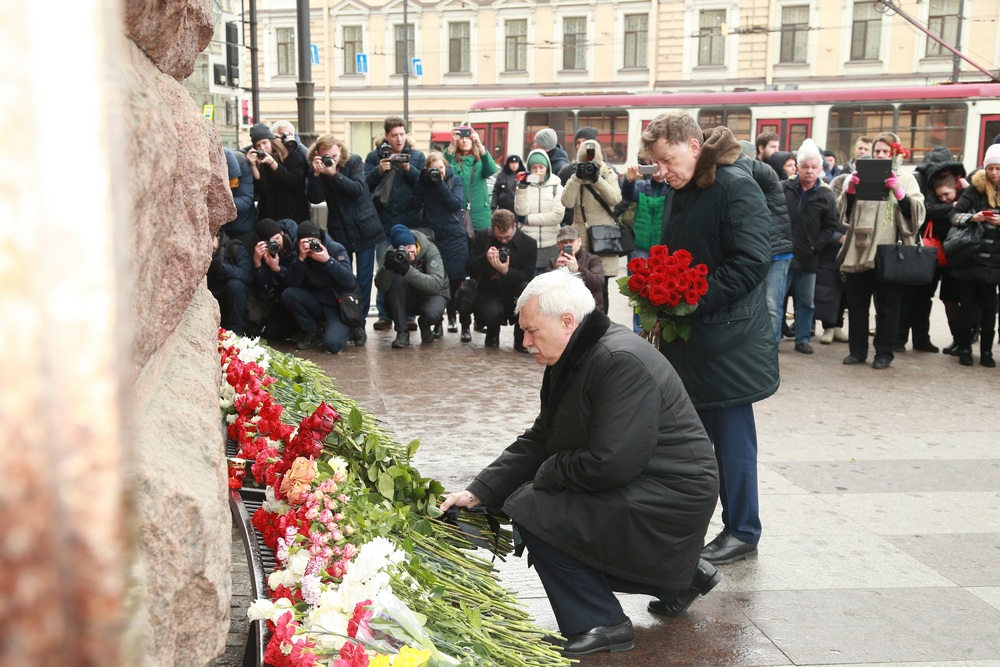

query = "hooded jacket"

[
  {"left": 734, "top": 155, "right": 793, "bottom": 257},
  {"left": 409, "top": 166, "right": 467, "bottom": 281},
  {"left": 766, "top": 151, "right": 796, "bottom": 181},
  {"left": 657, "top": 126, "right": 779, "bottom": 409},
  {"left": 373, "top": 228, "right": 451, "bottom": 299},
  {"left": 514, "top": 149, "right": 565, "bottom": 250},
  {"left": 490, "top": 155, "right": 525, "bottom": 213},
  {"left": 561, "top": 141, "right": 623, "bottom": 277},
  {"left": 949, "top": 169, "right": 1000, "bottom": 283},
  {"left": 914, "top": 147, "right": 967, "bottom": 241}
]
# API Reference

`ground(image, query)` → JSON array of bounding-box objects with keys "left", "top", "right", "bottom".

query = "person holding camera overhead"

[
  {"left": 307, "top": 134, "right": 386, "bottom": 348},
  {"left": 279, "top": 221, "right": 359, "bottom": 354},
  {"left": 465, "top": 209, "right": 537, "bottom": 350},
  {"left": 364, "top": 117, "right": 426, "bottom": 331},
  {"left": 515, "top": 149, "right": 566, "bottom": 275},
  {"left": 374, "top": 224, "right": 450, "bottom": 349},
  {"left": 246, "top": 122, "right": 311, "bottom": 224},
  {"left": 561, "top": 138, "right": 622, "bottom": 314},
  {"left": 445, "top": 126, "right": 498, "bottom": 233},
  {"left": 409, "top": 151, "right": 470, "bottom": 340}
]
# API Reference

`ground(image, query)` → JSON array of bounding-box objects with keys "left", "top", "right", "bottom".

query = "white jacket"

[{"left": 515, "top": 156, "right": 565, "bottom": 250}]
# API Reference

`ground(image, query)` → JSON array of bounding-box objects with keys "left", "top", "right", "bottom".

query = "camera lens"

[
  {"left": 391, "top": 246, "right": 408, "bottom": 265},
  {"left": 498, "top": 248, "right": 510, "bottom": 263},
  {"left": 255, "top": 150, "right": 266, "bottom": 159},
  {"left": 321, "top": 155, "right": 334, "bottom": 167},
  {"left": 267, "top": 240, "right": 280, "bottom": 257},
  {"left": 309, "top": 240, "right": 322, "bottom": 252}
]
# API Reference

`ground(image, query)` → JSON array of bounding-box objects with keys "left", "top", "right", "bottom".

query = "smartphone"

[
  {"left": 526, "top": 173, "right": 541, "bottom": 184},
  {"left": 456, "top": 126, "right": 472, "bottom": 138},
  {"left": 562, "top": 244, "right": 573, "bottom": 255},
  {"left": 638, "top": 164, "right": 658, "bottom": 176},
  {"left": 981, "top": 210, "right": 997, "bottom": 218}
]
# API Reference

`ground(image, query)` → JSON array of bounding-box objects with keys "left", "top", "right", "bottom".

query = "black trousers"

[
  {"left": 383, "top": 273, "right": 446, "bottom": 333},
  {"left": 956, "top": 278, "right": 998, "bottom": 349},
  {"left": 447, "top": 279, "right": 472, "bottom": 326},
  {"left": 518, "top": 527, "right": 677, "bottom": 635},
  {"left": 896, "top": 270, "right": 941, "bottom": 345},
  {"left": 209, "top": 278, "right": 249, "bottom": 336},
  {"left": 844, "top": 269, "right": 904, "bottom": 361},
  {"left": 473, "top": 289, "right": 525, "bottom": 345}
]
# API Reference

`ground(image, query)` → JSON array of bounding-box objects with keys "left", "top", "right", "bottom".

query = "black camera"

[
  {"left": 576, "top": 140, "right": 599, "bottom": 181},
  {"left": 267, "top": 240, "right": 281, "bottom": 257},
  {"left": 321, "top": 155, "right": 335, "bottom": 167},
  {"left": 254, "top": 149, "right": 267, "bottom": 160},
  {"left": 420, "top": 167, "right": 443, "bottom": 185},
  {"left": 498, "top": 246, "right": 510, "bottom": 263},
  {"left": 280, "top": 132, "right": 298, "bottom": 151},
  {"left": 378, "top": 141, "right": 393, "bottom": 160},
  {"left": 388, "top": 153, "right": 410, "bottom": 164},
  {"left": 390, "top": 245, "right": 409, "bottom": 265},
  {"left": 562, "top": 244, "right": 573, "bottom": 255},
  {"left": 309, "top": 239, "right": 323, "bottom": 253},
  {"left": 456, "top": 126, "right": 472, "bottom": 138}
]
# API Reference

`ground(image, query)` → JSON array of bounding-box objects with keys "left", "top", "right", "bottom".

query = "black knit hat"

[
  {"left": 250, "top": 123, "right": 275, "bottom": 144},
  {"left": 256, "top": 218, "right": 281, "bottom": 241},
  {"left": 574, "top": 126, "right": 599, "bottom": 143},
  {"left": 297, "top": 221, "right": 323, "bottom": 241}
]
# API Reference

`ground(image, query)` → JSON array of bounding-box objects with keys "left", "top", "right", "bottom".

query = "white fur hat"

[{"left": 983, "top": 143, "right": 1000, "bottom": 166}]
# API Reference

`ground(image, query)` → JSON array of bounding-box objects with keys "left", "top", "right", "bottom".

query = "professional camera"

[
  {"left": 254, "top": 149, "right": 267, "bottom": 160},
  {"left": 309, "top": 239, "right": 323, "bottom": 253},
  {"left": 388, "top": 153, "right": 410, "bottom": 164},
  {"left": 321, "top": 155, "right": 335, "bottom": 167},
  {"left": 267, "top": 240, "right": 281, "bottom": 257},
  {"left": 280, "top": 132, "right": 298, "bottom": 151},
  {"left": 498, "top": 246, "right": 510, "bottom": 264},
  {"left": 378, "top": 141, "right": 393, "bottom": 160},
  {"left": 420, "top": 167, "right": 443, "bottom": 185},
  {"left": 390, "top": 245, "right": 410, "bottom": 265},
  {"left": 575, "top": 140, "right": 599, "bottom": 181}
]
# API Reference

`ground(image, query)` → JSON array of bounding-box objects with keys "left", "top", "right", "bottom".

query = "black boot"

[
  {"left": 942, "top": 320, "right": 961, "bottom": 355},
  {"left": 981, "top": 332, "right": 996, "bottom": 367}
]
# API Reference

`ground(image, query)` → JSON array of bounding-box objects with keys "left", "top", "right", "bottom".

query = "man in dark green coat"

[
  {"left": 442, "top": 269, "right": 720, "bottom": 657},
  {"left": 641, "top": 113, "right": 779, "bottom": 566}
]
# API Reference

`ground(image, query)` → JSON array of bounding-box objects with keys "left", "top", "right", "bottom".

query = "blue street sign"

[
  {"left": 310, "top": 44, "right": 319, "bottom": 65},
  {"left": 411, "top": 57, "right": 423, "bottom": 77},
  {"left": 356, "top": 53, "right": 368, "bottom": 74}
]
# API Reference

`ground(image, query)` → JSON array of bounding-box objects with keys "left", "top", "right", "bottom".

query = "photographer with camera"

[
  {"left": 446, "top": 125, "right": 498, "bottom": 233},
  {"left": 222, "top": 147, "right": 257, "bottom": 250},
  {"left": 279, "top": 221, "right": 360, "bottom": 354},
  {"left": 374, "top": 225, "right": 450, "bottom": 348},
  {"left": 514, "top": 149, "right": 566, "bottom": 275},
  {"left": 246, "top": 122, "right": 311, "bottom": 224},
  {"left": 364, "top": 117, "right": 427, "bottom": 331},
  {"left": 409, "top": 152, "right": 470, "bottom": 340},
  {"left": 561, "top": 138, "right": 622, "bottom": 314},
  {"left": 546, "top": 226, "right": 605, "bottom": 311},
  {"left": 207, "top": 228, "right": 253, "bottom": 336},
  {"left": 465, "top": 209, "right": 537, "bottom": 350},
  {"left": 249, "top": 217, "right": 298, "bottom": 340},
  {"left": 270, "top": 120, "right": 309, "bottom": 162},
  {"left": 307, "top": 134, "right": 386, "bottom": 347}
]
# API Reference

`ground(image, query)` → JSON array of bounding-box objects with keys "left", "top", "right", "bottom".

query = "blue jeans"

[
  {"left": 351, "top": 246, "right": 376, "bottom": 318},
  {"left": 280, "top": 287, "right": 352, "bottom": 353},
  {"left": 698, "top": 404, "right": 761, "bottom": 545},
  {"left": 765, "top": 259, "right": 791, "bottom": 344},
  {"left": 785, "top": 267, "right": 816, "bottom": 344}
]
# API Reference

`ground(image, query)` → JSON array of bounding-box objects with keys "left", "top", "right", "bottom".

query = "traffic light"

[{"left": 226, "top": 22, "right": 240, "bottom": 87}]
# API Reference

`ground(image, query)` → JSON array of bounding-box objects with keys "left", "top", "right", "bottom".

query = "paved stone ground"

[{"left": 217, "top": 269, "right": 1000, "bottom": 666}]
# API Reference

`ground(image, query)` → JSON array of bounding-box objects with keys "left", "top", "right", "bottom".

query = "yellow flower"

[
  {"left": 393, "top": 646, "right": 432, "bottom": 667},
  {"left": 368, "top": 655, "right": 392, "bottom": 667}
]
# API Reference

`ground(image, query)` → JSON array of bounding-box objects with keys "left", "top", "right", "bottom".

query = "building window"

[
  {"left": 563, "top": 17, "right": 586, "bottom": 70},
  {"left": 698, "top": 108, "right": 752, "bottom": 141},
  {"left": 394, "top": 24, "right": 415, "bottom": 75},
  {"left": 623, "top": 15, "right": 648, "bottom": 68},
  {"left": 779, "top": 6, "right": 809, "bottom": 63},
  {"left": 505, "top": 19, "right": 528, "bottom": 71},
  {"left": 449, "top": 22, "right": 470, "bottom": 73},
  {"left": 898, "top": 103, "right": 967, "bottom": 162},
  {"left": 850, "top": 1, "right": 881, "bottom": 61},
  {"left": 276, "top": 27, "right": 295, "bottom": 76},
  {"left": 926, "top": 0, "right": 959, "bottom": 57},
  {"left": 344, "top": 26, "right": 362, "bottom": 74},
  {"left": 698, "top": 10, "right": 725, "bottom": 66},
  {"left": 827, "top": 104, "right": 895, "bottom": 163}
]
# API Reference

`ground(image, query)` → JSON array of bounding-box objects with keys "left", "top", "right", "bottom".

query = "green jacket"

[
  {"left": 374, "top": 229, "right": 450, "bottom": 300},
  {"left": 446, "top": 150, "right": 498, "bottom": 231}
]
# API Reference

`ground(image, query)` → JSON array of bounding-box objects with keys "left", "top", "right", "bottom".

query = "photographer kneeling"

[
  {"left": 374, "top": 224, "right": 450, "bottom": 348},
  {"left": 465, "top": 209, "right": 538, "bottom": 350},
  {"left": 546, "top": 226, "right": 605, "bottom": 311},
  {"left": 250, "top": 217, "right": 298, "bottom": 339},
  {"left": 279, "top": 221, "right": 360, "bottom": 353}
]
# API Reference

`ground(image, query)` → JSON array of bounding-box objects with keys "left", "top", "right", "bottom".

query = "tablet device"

[{"left": 855, "top": 159, "right": 893, "bottom": 201}]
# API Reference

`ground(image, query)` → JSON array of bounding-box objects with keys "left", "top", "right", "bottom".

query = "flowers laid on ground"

[
  {"left": 617, "top": 245, "right": 709, "bottom": 345},
  {"left": 882, "top": 140, "right": 911, "bottom": 228},
  {"left": 219, "top": 330, "right": 567, "bottom": 667}
]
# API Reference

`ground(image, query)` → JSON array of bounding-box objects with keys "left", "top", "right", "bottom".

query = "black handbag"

[
  {"left": 874, "top": 227, "right": 937, "bottom": 286},
  {"left": 588, "top": 224, "right": 626, "bottom": 256},
  {"left": 334, "top": 291, "right": 366, "bottom": 328},
  {"left": 943, "top": 221, "right": 984, "bottom": 268}
]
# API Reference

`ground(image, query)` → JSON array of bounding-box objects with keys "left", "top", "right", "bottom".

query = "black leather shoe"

[
  {"left": 794, "top": 342, "right": 813, "bottom": 354},
  {"left": 432, "top": 322, "right": 443, "bottom": 339},
  {"left": 447, "top": 316, "right": 458, "bottom": 333},
  {"left": 958, "top": 348, "right": 974, "bottom": 366},
  {"left": 942, "top": 341, "right": 959, "bottom": 355},
  {"left": 352, "top": 327, "right": 367, "bottom": 347},
  {"left": 484, "top": 334, "right": 500, "bottom": 348},
  {"left": 842, "top": 354, "right": 866, "bottom": 365},
  {"left": 872, "top": 356, "right": 892, "bottom": 370},
  {"left": 647, "top": 559, "right": 722, "bottom": 617},
  {"left": 372, "top": 318, "right": 392, "bottom": 331},
  {"left": 982, "top": 352, "right": 996, "bottom": 368},
  {"left": 391, "top": 331, "right": 410, "bottom": 349},
  {"left": 700, "top": 532, "right": 757, "bottom": 565},
  {"left": 559, "top": 618, "right": 634, "bottom": 657},
  {"left": 460, "top": 325, "right": 472, "bottom": 342},
  {"left": 296, "top": 328, "right": 323, "bottom": 350},
  {"left": 420, "top": 327, "right": 435, "bottom": 344},
  {"left": 913, "top": 341, "right": 939, "bottom": 353},
  {"left": 891, "top": 344, "right": 906, "bottom": 353}
]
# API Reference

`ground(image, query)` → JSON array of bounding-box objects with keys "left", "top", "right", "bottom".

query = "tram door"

[
  {"left": 979, "top": 115, "right": 1000, "bottom": 165},
  {"left": 756, "top": 118, "right": 813, "bottom": 153},
  {"left": 470, "top": 123, "right": 508, "bottom": 162}
]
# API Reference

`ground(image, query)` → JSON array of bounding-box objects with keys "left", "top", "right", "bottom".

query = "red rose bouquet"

[{"left": 617, "top": 245, "right": 709, "bottom": 346}]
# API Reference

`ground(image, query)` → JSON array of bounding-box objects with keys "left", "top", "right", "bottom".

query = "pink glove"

[
  {"left": 885, "top": 174, "right": 905, "bottom": 200},
  {"left": 845, "top": 173, "right": 860, "bottom": 195}
]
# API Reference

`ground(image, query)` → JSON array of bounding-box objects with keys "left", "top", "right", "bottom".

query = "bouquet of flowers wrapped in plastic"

[{"left": 617, "top": 245, "right": 709, "bottom": 347}]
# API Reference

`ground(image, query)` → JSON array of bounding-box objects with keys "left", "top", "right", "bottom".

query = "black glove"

[
  {"left": 395, "top": 261, "right": 410, "bottom": 276},
  {"left": 384, "top": 251, "right": 410, "bottom": 275}
]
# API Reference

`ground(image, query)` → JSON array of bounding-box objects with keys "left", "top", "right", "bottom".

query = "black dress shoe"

[
  {"left": 372, "top": 318, "right": 392, "bottom": 331},
  {"left": 432, "top": 322, "right": 443, "bottom": 339},
  {"left": 559, "top": 618, "right": 634, "bottom": 657},
  {"left": 982, "top": 352, "right": 996, "bottom": 368},
  {"left": 647, "top": 559, "right": 722, "bottom": 617},
  {"left": 842, "top": 354, "right": 866, "bottom": 365},
  {"left": 958, "top": 348, "right": 974, "bottom": 366},
  {"left": 872, "top": 356, "right": 892, "bottom": 370},
  {"left": 942, "top": 341, "right": 959, "bottom": 355},
  {"left": 391, "top": 331, "right": 410, "bottom": 349},
  {"left": 913, "top": 341, "right": 939, "bottom": 353},
  {"left": 460, "top": 325, "right": 472, "bottom": 342},
  {"left": 484, "top": 334, "right": 500, "bottom": 348},
  {"left": 296, "top": 328, "right": 323, "bottom": 350},
  {"left": 700, "top": 532, "right": 758, "bottom": 565},
  {"left": 352, "top": 327, "right": 367, "bottom": 347}
]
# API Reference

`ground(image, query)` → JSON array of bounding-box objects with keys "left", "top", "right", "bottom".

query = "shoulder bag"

[
  {"left": 921, "top": 221, "right": 947, "bottom": 267},
  {"left": 874, "top": 226, "right": 937, "bottom": 286},
  {"left": 583, "top": 184, "right": 635, "bottom": 256},
  {"left": 943, "top": 221, "right": 984, "bottom": 268},
  {"left": 334, "top": 290, "right": 366, "bottom": 328}
]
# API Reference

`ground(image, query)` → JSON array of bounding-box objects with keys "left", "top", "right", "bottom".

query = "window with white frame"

[
  {"left": 505, "top": 19, "right": 527, "bottom": 71},
  {"left": 850, "top": 1, "right": 881, "bottom": 61},
  {"left": 344, "top": 26, "right": 363, "bottom": 74},
  {"left": 449, "top": 22, "right": 470, "bottom": 73},
  {"left": 563, "top": 17, "right": 587, "bottom": 70},
  {"left": 623, "top": 14, "right": 648, "bottom": 68},
  {"left": 779, "top": 5, "right": 809, "bottom": 63},
  {"left": 394, "top": 24, "right": 415, "bottom": 74},
  {"left": 276, "top": 27, "right": 295, "bottom": 76},
  {"left": 926, "top": 0, "right": 959, "bottom": 57},
  {"left": 697, "top": 10, "right": 725, "bottom": 66}
]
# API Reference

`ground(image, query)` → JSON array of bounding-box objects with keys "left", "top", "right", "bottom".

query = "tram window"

[
  {"left": 577, "top": 110, "right": 629, "bottom": 162},
  {"left": 698, "top": 109, "right": 751, "bottom": 141},
  {"left": 828, "top": 105, "right": 894, "bottom": 164},
  {"left": 525, "top": 111, "right": 574, "bottom": 157},
  {"left": 898, "top": 103, "right": 966, "bottom": 163}
]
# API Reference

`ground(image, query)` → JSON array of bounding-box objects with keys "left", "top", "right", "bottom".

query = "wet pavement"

[{"left": 245, "top": 275, "right": 1000, "bottom": 667}]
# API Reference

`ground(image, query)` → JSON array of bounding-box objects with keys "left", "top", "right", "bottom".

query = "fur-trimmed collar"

[
  {"left": 693, "top": 126, "right": 744, "bottom": 189},
  {"left": 540, "top": 309, "right": 612, "bottom": 411}
]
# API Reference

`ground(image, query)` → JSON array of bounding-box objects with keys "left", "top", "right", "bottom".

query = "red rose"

[
  {"left": 666, "top": 292, "right": 682, "bottom": 307},
  {"left": 627, "top": 257, "right": 648, "bottom": 274},
  {"left": 693, "top": 276, "right": 708, "bottom": 294},
  {"left": 627, "top": 275, "right": 645, "bottom": 292},
  {"left": 648, "top": 284, "right": 669, "bottom": 306},
  {"left": 696, "top": 263, "right": 709, "bottom": 276},
  {"left": 684, "top": 290, "right": 701, "bottom": 305},
  {"left": 673, "top": 249, "right": 693, "bottom": 265},
  {"left": 649, "top": 245, "right": 669, "bottom": 258},
  {"left": 639, "top": 284, "right": 651, "bottom": 299}
]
